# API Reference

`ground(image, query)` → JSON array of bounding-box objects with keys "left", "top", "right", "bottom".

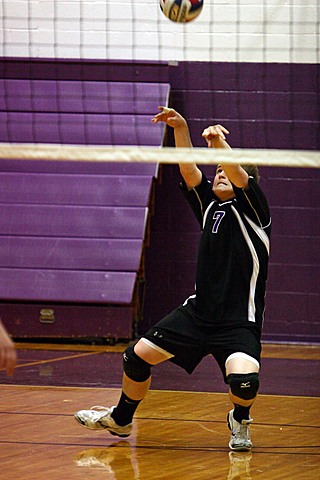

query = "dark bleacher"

[{"left": 0, "top": 79, "right": 170, "bottom": 341}]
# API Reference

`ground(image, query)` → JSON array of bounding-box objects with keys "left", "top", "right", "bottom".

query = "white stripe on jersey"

[
  {"left": 183, "top": 293, "right": 196, "bottom": 306},
  {"left": 231, "top": 206, "right": 261, "bottom": 323},
  {"left": 244, "top": 213, "right": 270, "bottom": 254},
  {"left": 192, "top": 187, "right": 205, "bottom": 219},
  {"left": 202, "top": 200, "right": 215, "bottom": 230}
]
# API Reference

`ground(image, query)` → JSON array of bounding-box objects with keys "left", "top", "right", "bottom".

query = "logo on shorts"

[{"left": 240, "top": 382, "right": 251, "bottom": 388}]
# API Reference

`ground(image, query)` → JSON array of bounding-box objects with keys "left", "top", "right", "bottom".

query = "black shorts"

[{"left": 142, "top": 303, "right": 261, "bottom": 383}]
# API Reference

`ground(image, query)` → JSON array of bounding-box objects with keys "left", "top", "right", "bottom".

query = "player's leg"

[
  {"left": 74, "top": 304, "right": 203, "bottom": 437},
  {"left": 74, "top": 339, "right": 172, "bottom": 436},
  {"left": 225, "top": 353, "right": 260, "bottom": 451},
  {"left": 121, "top": 338, "right": 173, "bottom": 400},
  {"left": 226, "top": 354, "right": 260, "bottom": 421},
  {"left": 110, "top": 339, "right": 173, "bottom": 427}
]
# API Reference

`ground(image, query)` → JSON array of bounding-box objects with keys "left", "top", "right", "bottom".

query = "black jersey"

[{"left": 181, "top": 172, "right": 271, "bottom": 330}]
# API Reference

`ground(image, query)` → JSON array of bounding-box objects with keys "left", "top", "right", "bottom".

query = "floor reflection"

[
  {"left": 74, "top": 441, "right": 137, "bottom": 478},
  {"left": 227, "top": 452, "right": 252, "bottom": 480},
  {"left": 74, "top": 440, "right": 252, "bottom": 479}
]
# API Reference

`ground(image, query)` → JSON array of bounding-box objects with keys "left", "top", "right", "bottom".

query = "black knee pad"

[
  {"left": 227, "top": 373, "right": 259, "bottom": 401},
  {"left": 123, "top": 344, "right": 151, "bottom": 382}
]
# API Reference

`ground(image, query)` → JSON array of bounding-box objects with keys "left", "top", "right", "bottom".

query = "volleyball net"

[
  {"left": 0, "top": 0, "right": 319, "bottom": 169},
  {"left": 0, "top": 143, "right": 318, "bottom": 169}
]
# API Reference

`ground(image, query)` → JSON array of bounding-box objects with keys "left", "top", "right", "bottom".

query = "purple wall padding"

[
  {"left": 0, "top": 159, "right": 159, "bottom": 176},
  {"left": 1, "top": 303, "right": 135, "bottom": 339},
  {"left": 0, "top": 79, "right": 169, "bottom": 114},
  {"left": 0, "top": 78, "right": 169, "bottom": 145},
  {"left": 0, "top": 268, "right": 137, "bottom": 304},
  {"left": 0, "top": 112, "right": 165, "bottom": 145},
  {"left": 0, "top": 172, "right": 153, "bottom": 206},
  {"left": 0, "top": 59, "right": 171, "bottom": 339},
  {"left": 0, "top": 236, "right": 143, "bottom": 271}
]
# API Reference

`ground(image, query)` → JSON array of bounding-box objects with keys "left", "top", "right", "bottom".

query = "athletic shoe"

[
  {"left": 74, "top": 405, "right": 132, "bottom": 437},
  {"left": 227, "top": 409, "right": 253, "bottom": 451}
]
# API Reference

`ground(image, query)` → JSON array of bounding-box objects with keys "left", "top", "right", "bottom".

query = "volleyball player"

[
  {"left": 74, "top": 107, "right": 271, "bottom": 451},
  {"left": 0, "top": 319, "right": 17, "bottom": 376}
]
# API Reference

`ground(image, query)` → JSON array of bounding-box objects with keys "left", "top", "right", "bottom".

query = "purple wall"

[
  {"left": 142, "top": 164, "right": 320, "bottom": 344},
  {"left": 141, "top": 61, "right": 320, "bottom": 344},
  {"left": 1, "top": 58, "right": 319, "bottom": 343}
]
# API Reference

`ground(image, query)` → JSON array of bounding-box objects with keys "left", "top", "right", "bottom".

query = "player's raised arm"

[
  {"left": 152, "top": 106, "right": 202, "bottom": 189},
  {"left": 202, "top": 124, "right": 249, "bottom": 189},
  {"left": 152, "top": 106, "right": 192, "bottom": 147}
]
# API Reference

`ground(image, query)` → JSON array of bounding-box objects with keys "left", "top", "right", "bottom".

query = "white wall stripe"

[{"left": 0, "top": 0, "right": 318, "bottom": 63}]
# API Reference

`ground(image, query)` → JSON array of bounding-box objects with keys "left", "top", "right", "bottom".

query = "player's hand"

[
  {"left": 0, "top": 322, "right": 17, "bottom": 376},
  {"left": 151, "top": 106, "right": 187, "bottom": 129},
  {"left": 202, "top": 124, "right": 229, "bottom": 148}
]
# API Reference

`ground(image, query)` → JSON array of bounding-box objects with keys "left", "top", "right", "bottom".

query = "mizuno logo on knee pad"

[{"left": 227, "top": 373, "right": 259, "bottom": 401}]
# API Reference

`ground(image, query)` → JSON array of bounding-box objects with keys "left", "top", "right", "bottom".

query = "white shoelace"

[{"left": 88, "top": 406, "right": 113, "bottom": 420}]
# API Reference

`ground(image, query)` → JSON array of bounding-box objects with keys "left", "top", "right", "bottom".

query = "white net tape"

[{"left": 0, "top": 143, "right": 318, "bottom": 168}]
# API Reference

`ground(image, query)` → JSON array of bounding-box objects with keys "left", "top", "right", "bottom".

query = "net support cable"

[{"left": 0, "top": 144, "right": 318, "bottom": 168}]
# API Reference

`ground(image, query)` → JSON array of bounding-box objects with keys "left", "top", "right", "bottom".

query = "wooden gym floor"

[{"left": 0, "top": 342, "right": 319, "bottom": 479}]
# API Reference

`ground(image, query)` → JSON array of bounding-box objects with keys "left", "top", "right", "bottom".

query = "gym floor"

[{"left": 0, "top": 342, "right": 319, "bottom": 480}]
